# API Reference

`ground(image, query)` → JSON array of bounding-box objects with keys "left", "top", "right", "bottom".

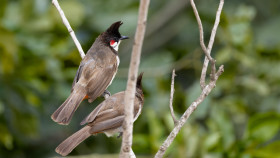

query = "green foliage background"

[{"left": 0, "top": 0, "right": 280, "bottom": 157}]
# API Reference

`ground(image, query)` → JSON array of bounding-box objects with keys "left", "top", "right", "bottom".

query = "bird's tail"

[
  {"left": 51, "top": 84, "right": 86, "bottom": 125},
  {"left": 56, "top": 126, "right": 91, "bottom": 156}
]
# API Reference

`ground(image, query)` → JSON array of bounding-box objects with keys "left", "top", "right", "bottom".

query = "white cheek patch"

[{"left": 111, "top": 41, "right": 121, "bottom": 51}]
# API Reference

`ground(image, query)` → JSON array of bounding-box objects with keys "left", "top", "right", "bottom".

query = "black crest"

[
  {"left": 105, "top": 21, "right": 123, "bottom": 38},
  {"left": 136, "top": 72, "right": 144, "bottom": 89}
]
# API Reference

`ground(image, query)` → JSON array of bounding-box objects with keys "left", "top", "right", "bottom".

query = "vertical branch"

[
  {"left": 207, "top": 0, "right": 224, "bottom": 53},
  {"left": 120, "top": 0, "right": 150, "bottom": 157},
  {"left": 169, "top": 69, "right": 178, "bottom": 125},
  {"left": 202, "top": 0, "right": 224, "bottom": 82},
  {"left": 52, "top": 0, "right": 85, "bottom": 58},
  {"left": 190, "top": 0, "right": 224, "bottom": 89}
]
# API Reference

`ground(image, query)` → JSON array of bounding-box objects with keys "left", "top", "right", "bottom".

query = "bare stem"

[
  {"left": 52, "top": 0, "right": 85, "bottom": 59},
  {"left": 169, "top": 69, "right": 178, "bottom": 125},
  {"left": 207, "top": 0, "right": 224, "bottom": 53},
  {"left": 190, "top": 0, "right": 224, "bottom": 89},
  {"left": 154, "top": 0, "right": 225, "bottom": 157},
  {"left": 120, "top": 0, "right": 150, "bottom": 157},
  {"left": 154, "top": 66, "right": 224, "bottom": 158}
]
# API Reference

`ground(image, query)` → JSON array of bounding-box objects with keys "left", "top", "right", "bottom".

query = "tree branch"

[
  {"left": 154, "top": 66, "right": 224, "bottom": 158},
  {"left": 154, "top": 0, "right": 225, "bottom": 157},
  {"left": 120, "top": 0, "right": 150, "bottom": 157},
  {"left": 169, "top": 69, "right": 178, "bottom": 125},
  {"left": 190, "top": 0, "right": 224, "bottom": 89},
  {"left": 52, "top": 0, "right": 85, "bottom": 59}
]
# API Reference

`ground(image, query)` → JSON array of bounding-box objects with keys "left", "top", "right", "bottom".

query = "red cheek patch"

[{"left": 110, "top": 40, "right": 115, "bottom": 46}]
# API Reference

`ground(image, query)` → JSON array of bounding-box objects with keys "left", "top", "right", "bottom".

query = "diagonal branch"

[
  {"left": 120, "top": 0, "right": 150, "bottom": 157},
  {"left": 52, "top": 0, "right": 85, "bottom": 59},
  {"left": 154, "top": 0, "right": 225, "bottom": 157},
  {"left": 190, "top": 0, "right": 224, "bottom": 89},
  {"left": 154, "top": 66, "right": 224, "bottom": 158},
  {"left": 169, "top": 69, "right": 178, "bottom": 125}
]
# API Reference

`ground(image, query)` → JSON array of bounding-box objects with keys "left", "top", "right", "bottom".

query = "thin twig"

[
  {"left": 190, "top": 0, "right": 224, "bottom": 89},
  {"left": 120, "top": 0, "right": 150, "bottom": 157},
  {"left": 52, "top": 0, "right": 85, "bottom": 58},
  {"left": 189, "top": 0, "right": 207, "bottom": 57},
  {"left": 154, "top": 0, "right": 225, "bottom": 157},
  {"left": 190, "top": 0, "right": 216, "bottom": 86},
  {"left": 205, "top": 0, "right": 224, "bottom": 81},
  {"left": 154, "top": 66, "right": 224, "bottom": 158},
  {"left": 169, "top": 69, "right": 178, "bottom": 125}
]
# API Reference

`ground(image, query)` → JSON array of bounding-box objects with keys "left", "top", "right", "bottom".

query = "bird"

[
  {"left": 55, "top": 73, "right": 144, "bottom": 156},
  {"left": 51, "top": 21, "right": 129, "bottom": 125}
]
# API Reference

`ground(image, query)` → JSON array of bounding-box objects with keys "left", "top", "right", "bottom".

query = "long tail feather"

[
  {"left": 51, "top": 85, "right": 86, "bottom": 125},
  {"left": 55, "top": 126, "right": 91, "bottom": 156}
]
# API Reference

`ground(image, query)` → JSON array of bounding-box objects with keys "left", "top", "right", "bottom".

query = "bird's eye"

[{"left": 110, "top": 40, "right": 115, "bottom": 46}]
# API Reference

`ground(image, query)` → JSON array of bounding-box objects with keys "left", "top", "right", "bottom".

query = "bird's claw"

[{"left": 102, "top": 90, "right": 111, "bottom": 99}]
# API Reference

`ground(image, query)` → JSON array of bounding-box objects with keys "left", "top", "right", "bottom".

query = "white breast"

[
  {"left": 107, "top": 56, "right": 120, "bottom": 88},
  {"left": 133, "top": 104, "right": 142, "bottom": 122},
  {"left": 116, "top": 55, "right": 120, "bottom": 66}
]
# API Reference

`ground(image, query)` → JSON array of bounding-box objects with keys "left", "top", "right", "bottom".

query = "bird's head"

[{"left": 101, "top": 21, "right": 129, "bottom": 51}]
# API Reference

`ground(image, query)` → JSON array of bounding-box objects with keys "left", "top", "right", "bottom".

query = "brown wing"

[
  {"left": 71, "top": 63, "right": 85, "bottom": 92},
  {"left": 80, "top": 102, "right": 104, "bottom": 125},
  {"left": 82, "top": 91, "right": 142, "bottom": 134},
  {"left": 75, "top": 53, "right": 117, "bottom": 102},
  {"left": 88, "top": 98, "right": 142, "bottom": 134},
  {"left": 86, "top": 65, "right": 117, "bottom": 102},
  {"left": 89, "top": 116, "right": 125, "bottom": 134},
  {"left": 87, "top": 92, "right": 125, "bottom": 134},
  {"left": 80, "top": 92, "right": 125, "bottom": 125}
]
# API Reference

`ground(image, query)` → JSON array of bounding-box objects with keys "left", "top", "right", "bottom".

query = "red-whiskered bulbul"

[
  {"left": 51, "top": 21, "right": 129, "bottom": 125},
  {"left": 55, "top": 73, "right": 144, "bottom": 156}
]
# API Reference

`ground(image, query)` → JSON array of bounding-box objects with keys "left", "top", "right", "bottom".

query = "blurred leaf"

[
  {"left": 0, "top": 27, "right": 18, "bottom": 74},
  {"left": 51, "top": 0, "right": 85, "bottom": 29},
  {"left": 133, "top": 134, "right": 149, "bottom": 153},
  {"left": 0, "top": 123, "right": 13, "bottom": 149},
  {"left": 12, "top": 109, "right": 39, "bottom": 139},
  {"left": 248, "top": 141, "right": 280, "bottom": 158},
  {"left": 140, "top": 51, "right": 174, "bottom": 77},
  {"left": 229, "top": 22, "right": 251, "bottom": 46},
  {"left": 210, "top": 105, "right": 235, "bottom": 150},
  {"left": 25, "top": 15, "right": 54, "bottom": 32},
  {"left": 26, "top": 91, "right": 41, "bottom": 107},
  {"left": 182, "top": 124, "right": 200, "bottom": 157},
  {"left": 244, "top": 112, "right": 280, "bottom": 143},
  {"left": 234, "top": 51, "right": 256, "bottom": 68},
  {"left": 2, "top": 1, "right": 22, "bottom": 29},
  {"left": 146, "top": 108, "right": 164, "bottom": 152},
  {"left": 204, "top": 132, "right": 221, "bottom": 150},
  {"left": 0, "top": 0, "right": 7, "bottom": 18},
  {"left": 256, "top": 16, "right": 280, "bottom": 51},
  {"left": 238, "top": 76, "right": 270, "bottom": 96},
  {"left": 0, "top": 101, "right": 3, "bottom": 114},
  {"left": 234, "top": 5, "right": 256, "bottom": 21},
  {"left": 216, "top": 46, "right": 233, "bottom": 64}
]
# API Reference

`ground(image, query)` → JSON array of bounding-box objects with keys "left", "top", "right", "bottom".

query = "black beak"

[{"left": 120, "top": 36, "right": 129, "bottom": 40}]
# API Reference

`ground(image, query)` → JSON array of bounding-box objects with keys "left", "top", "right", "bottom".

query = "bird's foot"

[{"left": 102, "top": 90, "right": 111, "bottom": 99}]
